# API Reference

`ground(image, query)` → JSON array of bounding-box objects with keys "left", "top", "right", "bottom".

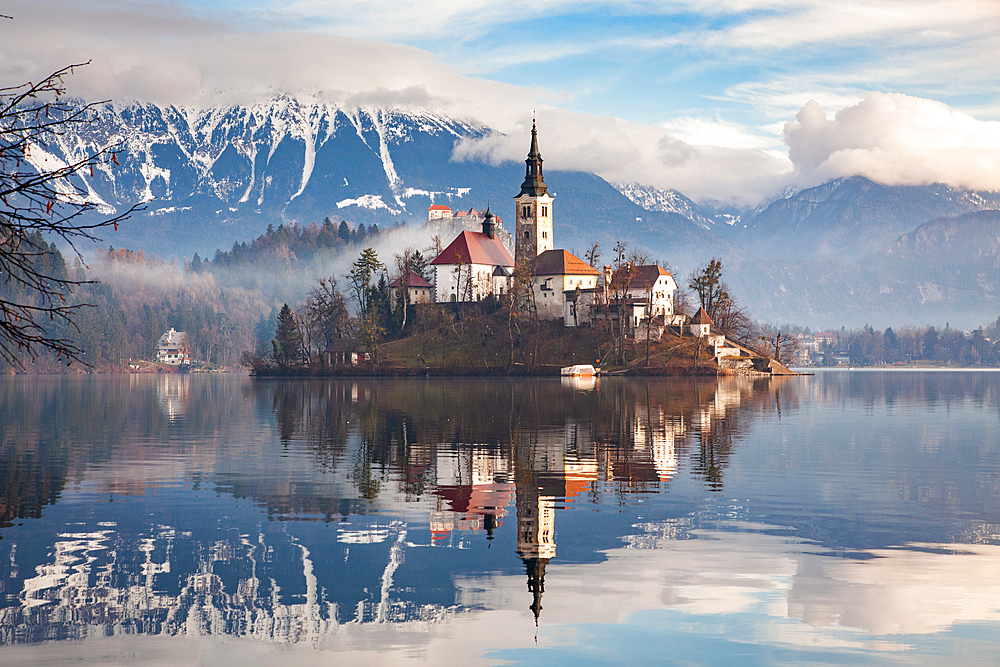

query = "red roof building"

[
  {"left": 388, "top": 271, "right": 435, "bottom": 310},
  {"left": 430, "top": 228, "right": 514, "bottom": 302},
  {"left": 527, "top": 249, "right": 600, "bottom": 322},
  {"left": 431, "top": 230, "right": 514, "bottom": 268},
  {"left": 427, "top": 204, "right": 453, "bottom": 222}
]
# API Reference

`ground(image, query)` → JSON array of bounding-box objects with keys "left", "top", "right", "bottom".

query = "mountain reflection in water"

[{"left": 1, "top": 372, "right": 999, "bottom": 664}]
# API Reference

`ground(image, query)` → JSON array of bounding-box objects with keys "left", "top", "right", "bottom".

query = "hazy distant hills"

[
  {"left": 614, "top": 179, "right": 1000, "bottom": 328},
  {"left": 32, "top": 99, "right": 1000, "bottom": 328},
  {"left": 726, "top": 210, "right": 1000, "bottom": 328},
  {"left": 738, "top": 177, "right": 1000, "bottom": 260}
]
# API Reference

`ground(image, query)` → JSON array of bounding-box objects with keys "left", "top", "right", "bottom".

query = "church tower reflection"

[
  {"left": 514, "top": 439, "right": 562, "bottom": 622},
  {"left": 516, "top": 477, "right": 557, "bottom": 622}
]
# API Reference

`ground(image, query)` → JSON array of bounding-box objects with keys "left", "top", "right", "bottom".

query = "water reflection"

[{"left": 1, "top": 372, "right": 998, "bottom": 663}]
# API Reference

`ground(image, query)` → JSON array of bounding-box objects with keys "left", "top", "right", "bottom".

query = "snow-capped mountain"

[
  {"left": 740, "top": 176, "right": 1000, "bottom": 260},
  {"left": 25, "top": 97, "right": 1000, "bottom": 327},
  {"left": 613, "top": 182, "right": 719, "bottom": 230},
  {"left": 29, "top": 98, "right": 718, "bottom": 260},
  {"left": 37, "top": 96, "right": 486, "bottom": 222}
]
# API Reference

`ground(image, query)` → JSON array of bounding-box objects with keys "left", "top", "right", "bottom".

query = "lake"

[{"left": 1, "top": 371, "right": 998, "bottom": 665}]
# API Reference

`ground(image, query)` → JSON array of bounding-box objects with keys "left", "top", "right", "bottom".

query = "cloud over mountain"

[
  {"left": 785, "top": 93, "right": 1000, "bottom": 191},
  {"left": 3, "top": 0, "right": 998, "bottom": 206}
]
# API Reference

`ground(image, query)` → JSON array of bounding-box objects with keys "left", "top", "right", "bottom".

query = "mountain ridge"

[{"left": 23, "top": 97, "right": 1000, "bottom": 327}]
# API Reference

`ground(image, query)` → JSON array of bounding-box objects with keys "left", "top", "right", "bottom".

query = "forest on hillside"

[{"left": 0, "top": 220, "right": 419, "bottom": 371}]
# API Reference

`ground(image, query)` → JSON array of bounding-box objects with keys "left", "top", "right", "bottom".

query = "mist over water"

[{"left": 1, "top": 371, "right": 998, "bottom": 664}]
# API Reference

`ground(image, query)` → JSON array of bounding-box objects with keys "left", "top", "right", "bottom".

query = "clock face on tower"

[{"left": 515, "top": 121, "right": 554, "bottom": 267}]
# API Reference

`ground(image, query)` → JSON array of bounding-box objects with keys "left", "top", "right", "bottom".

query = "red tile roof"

[
  {"left": 389, "top": 271, "right": 433, "bottom": 288},
  {"left": 428, "top": 204, "right": 452, "bottom": 211},
  {"left": 530, "top": 249, "right": 599, "bottom": 276},
  {"left": 691, "top": 307, "right": 713, "bottom": 325},
  {"left": 609, "top": 264, "right": 672, "bottom": 290},
  {"left": 430, "top": 231, "right": 514, "bottom": 267}
]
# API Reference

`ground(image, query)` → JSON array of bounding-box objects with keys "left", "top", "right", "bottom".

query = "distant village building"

[
  {"left": 427, "top": 204, "right": 453, "bottom": 221},
  {"left": 156, "top": 328, "right": 190, "bottom": 365},
  {"left": 427, "top": 204, "right": 496, "bottom": 225},
  {"left": 388, "top": 272, "right": 434, "bottom": 310},
  {"left": 429, "top": 208, "right": 514, "bottom": 302}
]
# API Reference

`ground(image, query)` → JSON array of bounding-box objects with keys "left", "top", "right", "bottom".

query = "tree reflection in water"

[
  {"left": 257, "top": 376, "right": 783, "bottom": 620},
  {"left": 0, "top": 374, "right": 794, "bottom": 642}
]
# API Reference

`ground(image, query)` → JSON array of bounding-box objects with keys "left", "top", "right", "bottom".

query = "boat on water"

[{"left": 561, "top": 364, "right": 597, "bottom": 377}]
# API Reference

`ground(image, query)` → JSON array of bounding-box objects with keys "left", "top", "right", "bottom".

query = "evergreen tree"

[
  {"left": 338, "top": 221, "right": 351, "bottom": 243},
  {"left": 272, "top": 303, "right": 302, "bottom": 368},
  {"left": 348, "top": 248, "right": 384, "bottom": 319}
]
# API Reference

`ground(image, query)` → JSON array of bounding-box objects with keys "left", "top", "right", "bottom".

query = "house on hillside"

[
  {"left": 389, "top": 272, "right": 434, "bottom": 310},
  {"left": 156, "top": 328, "right": 190, "bottom": 365},
  {"left": 690, "top": 307, "right": 713, "bottom": 337},
  {"left": 427, "top": 205, "right": 497, "bottom": 224},
  {"left": 524, "top": 249, "right": 600, "bottom": 324},
  {"left": 688, "top": 307, "right": 746, "bottom": 361},
  {"left": 586, "top": 263, "right": 681, "bottom": 331},
  {"left": 430, "top": 209, "right": 514, "bottom": 302},
  {"left": 428, "top": 204, "right": 453, "bottom": 221}
]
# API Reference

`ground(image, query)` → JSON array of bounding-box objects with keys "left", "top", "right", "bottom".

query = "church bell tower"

[{"left": 514, "top": 121, "right": 554, "bottom": 267}]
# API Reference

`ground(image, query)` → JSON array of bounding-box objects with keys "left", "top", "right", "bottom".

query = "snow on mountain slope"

[
  {"left": 38, "top": 97, "right": 485, "bottom": 219},
  {"left": 613, "top": 182, "right": 719, "bottom": 230}
]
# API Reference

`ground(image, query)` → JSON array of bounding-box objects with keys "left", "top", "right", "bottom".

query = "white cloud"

[
  {"left": 659, "top": 116, "right": 780, "bottom": 151},
  {"left": 452, "top": 109, "right": 791, "bottom": 205},
  {"left": 704, "top": 0, "right": 1000, "bottom": 50},
  {"left": 3, "top": 0, "right": 998, "bottom": 206},
  {"left": 784, "top": 92, "right": 1000, "bottom": 191}
]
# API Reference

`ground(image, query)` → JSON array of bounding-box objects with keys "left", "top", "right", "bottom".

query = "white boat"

[{"left": 561, "top": 364, "right": 597, "bottom": 377}]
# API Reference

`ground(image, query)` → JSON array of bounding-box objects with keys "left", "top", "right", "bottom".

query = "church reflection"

[{"left": 0, "top": 375, "right": 779, "bottom": 643}]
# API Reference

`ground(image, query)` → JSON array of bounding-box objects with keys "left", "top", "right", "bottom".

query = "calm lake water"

[{"left": 1, "top": 371, "right": 998, "bottom": 665}]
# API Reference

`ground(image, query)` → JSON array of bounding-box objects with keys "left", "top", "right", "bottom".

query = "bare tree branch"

[{"left": 1, "top": 63, "right": 141, "bottom": 366}]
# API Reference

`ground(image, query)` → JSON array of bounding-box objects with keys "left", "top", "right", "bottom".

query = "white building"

[
  {"left": 429, "top": 210, "right": 514, "bottom": 302},
  {"left": 156, "top": 328, "right": 190, "bottom": 365},
  {"left": 526, "top": 249, "right": 600, "bottom": 322},
  {"left": 388, "top": 272, "right": 434, "bottom": 311}
]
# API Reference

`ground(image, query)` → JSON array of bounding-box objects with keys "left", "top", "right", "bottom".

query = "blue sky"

[{"left": 3, "top": 0, "right": 999, "bottom": 203}]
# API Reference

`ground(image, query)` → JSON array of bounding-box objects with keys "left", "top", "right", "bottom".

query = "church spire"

[{"left": 519, "top": 120, "right": 548, "bottom": 197}]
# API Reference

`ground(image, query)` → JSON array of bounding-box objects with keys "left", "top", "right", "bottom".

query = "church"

[{"left": 428, "top": 122, "right": 678, "bottom": 331}]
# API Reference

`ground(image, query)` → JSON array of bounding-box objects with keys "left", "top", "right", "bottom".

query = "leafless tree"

[
  {"left": 626, "top": 247, "right": 650, "bottom": 267},
  {"left": 0, "top": 63, "right": 139, "bottom": 366},
  {"left": 392, "top": 247, "right": 426, "bottom": 330},
  {"left": 609, "top": 241, "right": 633, "bottom": 365},
  {"left": 688, "top": 258, "right": 731, "bottom": 321},
  {"left": 758, "top": 325, "right": 799, "bottom": 363}
]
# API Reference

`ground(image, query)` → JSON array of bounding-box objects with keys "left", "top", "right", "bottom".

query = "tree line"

[
  {"left": 194, "top": 218, "right": 385, "bottom": 273},
  {"left": 812, "top": 322, "right": 1000, "bottom": 367}
]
